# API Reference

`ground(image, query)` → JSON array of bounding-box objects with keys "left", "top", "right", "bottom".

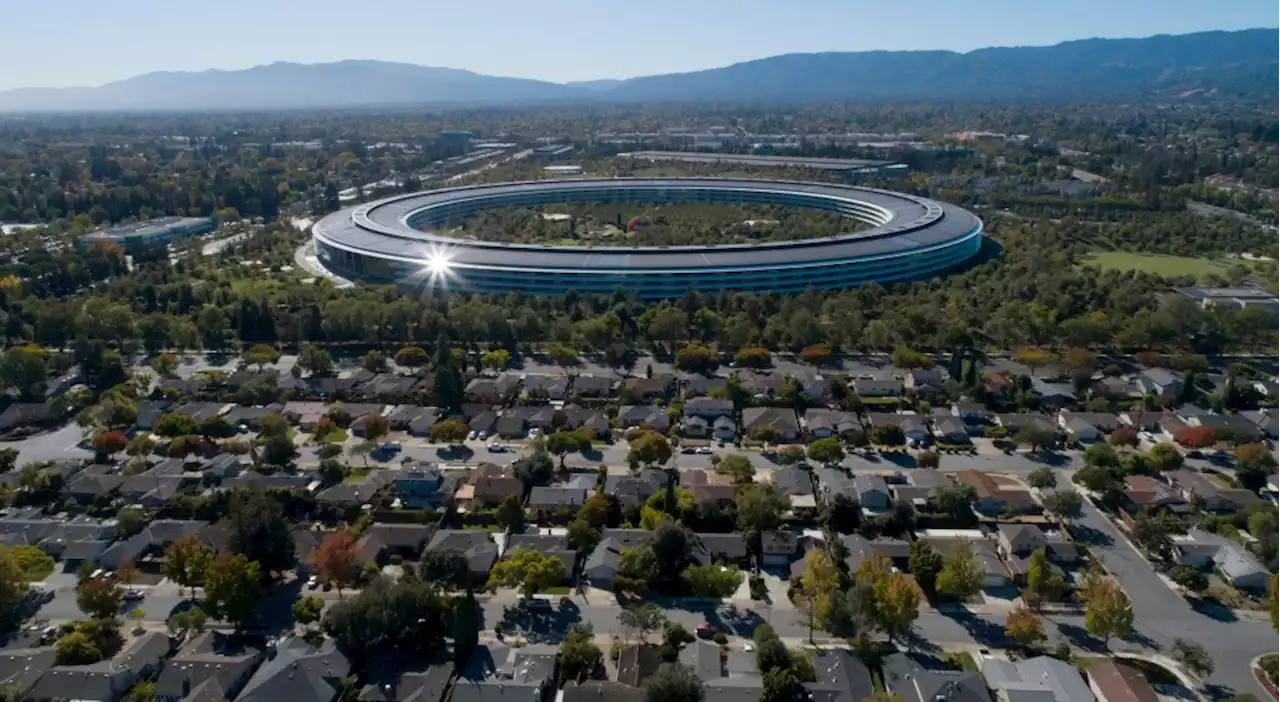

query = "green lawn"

[
  {"left": 1080, "top": 252, "right": 1230, "bottom": 277},
  {"left": 540, "top": 585, "right": 572, "bottom": 595},
  {"left": 318, "top": 429, "right": 349, "bottom": 444}
]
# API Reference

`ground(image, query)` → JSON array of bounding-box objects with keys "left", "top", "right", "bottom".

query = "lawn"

[
  {"left": 1080, "top": 251, "right": 1231, "bottom": 278},
  {"left": 942, "top": 651, "right": 978, "bottom": 672},
  {"left": 540, "top": 585, "right": 572, "bottom": 595},
  {"left": 318, "top": 429, "right": 349, "bottom": 444}
]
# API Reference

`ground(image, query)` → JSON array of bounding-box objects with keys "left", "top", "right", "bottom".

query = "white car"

[
  {"left": 696, "top": 447, "right": 713, "bottom": 455},
  {"left": 307, "top": 576, "right": 319, "bottom": 590},
  {"left": 477, "top": 431, "right": 488, "bottom": 441},
  {"left": 467, "top": 430, "right": 477, "bottom": 441},
  {"left": 488, "top": 443, "right": 506, "bottom": 453},
  {"left": 527, "top": 428, "right": 541, "bottom": 439}
]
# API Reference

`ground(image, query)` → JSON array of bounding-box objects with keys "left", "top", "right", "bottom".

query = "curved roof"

[{"left": 313, "top": 177, "right": 981, "bottom": 272}]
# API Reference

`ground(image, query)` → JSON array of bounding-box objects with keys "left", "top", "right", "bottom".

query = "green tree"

[
  {"left": 1169, "top": 564, "right": 1209, "bottom": 592},
  {"left": 161, "top": 534, "right": 212, "bottom": 598},
  {"left": 429, "top": 418, "right": 469, "bottom": 445},
  {"left": 806, "top": 437, "right": 845, "bottom": 464},
  {"left": 226, "top": 489, "right": 295, "bottom": 576},
  {"left": 1042, "top": 490, "right": 1084, "bottom": 520},
  {"left": 644, "top": 663, "right": 705, "bottom": 702},
  {"left": 1005, "top": 606, "right": 1046, "bottom": 648},
  {"left": 76, "top": 578, "right": 122, "bottom": 619},
  {"left": 0, "top": 345, "right": 49, "bottom": 401},
  {"left": 395, "top": 346, "right": 429, "bottom": 368},
  {"left": 1147, "top": 443, "right": 1184, "bottom": 472},
  {"left": 796, "top": 548, "right": 842, "bottom": 643},
  {"left": 202, "top": 553, "right": 261, "bottom": 631},
  {"left": 907, "top": 540, "right": 943, "bottom": 596},
  {"left": 167, "top": 607, "right": 208, "bottom": 639},
  {"left": 292, "top": 595, "right": 325, "bottom": 626},
  {"left": 54, "top": 631, "right": 103, "bottom": 665},
  {"left": 487, "top": 548, "right": 565, "bottom": 598},
  {"left": 733, "top": 347, "right": 772, "bottom": 369},
  {"left": 1026, "top": 467, "right": 1057, "bottom": 490},
  {"left": 877, "top": 572, "right": 921, "bottom": 643},
  {"left": 1171, "top": 638, "right": 1214, "bottom": 679},
  {"left": 712, "top": 454, "right": 755, "bottom": 484},
  {"left": 1084, "top": 579, "right": 1133, "bottom": 647},
  {"left": 761, "top": 668, "right": 799, "bottom": 702},
  {"left": 735, "top": 483, "right": 789, "bottom": 559},
  {"left": 935, "top": 540, "right": 984, "bottom": 601},
  {"left": 496, "top": 495, "right": 525, "bottom": 531},
  {"left": 547, "top": 430, "right": 592, "bottom": 468},
  {"left": 628, "top": 430, "right": 672, "bottom": 467},
  {"left": 297, "top": 343, "right": 333, "bottom": 375},
  {"left": 618, "top": 602, "right": 668, "bottom": 643},
  {"left": 559, "top": 623, "right": 603, "bottom": 684},
  {"left": 241, "top": 344, "right": 281, "bottom": 369}
]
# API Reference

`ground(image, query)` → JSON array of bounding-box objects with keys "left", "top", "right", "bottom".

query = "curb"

[
  {"left": 1112, "top": 651, "right": 1207, "bottom": 702},
  {"left": 1252, "top": 654, "right": 1279, "bottom": 702}
]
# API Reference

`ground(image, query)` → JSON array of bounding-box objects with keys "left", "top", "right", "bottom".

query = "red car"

[{"left": 695, "top": 624, "right": 717, "bottom": 639}]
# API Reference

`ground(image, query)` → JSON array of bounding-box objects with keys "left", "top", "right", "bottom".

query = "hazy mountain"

[
  {"left": 0, "top": 29, "right": 1274, "bottom": 111},
  {"left": 603, "top": 29, "right": 1280, "bottom": 102},
  {"left": 0, "top": 60, "right": 585, "bottom": 111}
]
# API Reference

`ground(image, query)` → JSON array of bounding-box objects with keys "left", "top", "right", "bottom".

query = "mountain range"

[{"left": 1, "top": 28, "right": 1275, "bottom": 111}]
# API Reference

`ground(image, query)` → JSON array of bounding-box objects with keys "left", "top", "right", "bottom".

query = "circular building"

[{"left": 311, "top": 177, "right": 983, "bottom": 298}]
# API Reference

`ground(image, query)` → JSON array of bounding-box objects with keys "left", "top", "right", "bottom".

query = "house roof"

[
  {"left": 615, "top": 645, "right": 662, "bottom": 687},
  {"left": 426, "top": 530, "right": 498, "bottom": 575},
  {"left": 359, "top": 662, "right": 452, "bottom": 702},
  {"left": 0, "top": 646, "right": 54, "bottom": 695},
  {"left": 564, "top": 681, "right": 644, "bottom": 702},
  {"left": 741, "top": 407, "right": 799, "bottom": 433},
  {"left": 983, "top": 657, "right": 1094, "bottom": 702},
  {"left": 237, "top": 636, "right": 352, "bottom": 702},
  {"left": 807, "top": 649, "right": 875, "bottom": 702},
  {"left": 526, "top": 486, "right": 586, "bottom": 508},
  {"left": 155, "top": 631, "right": 262, "bottom": 702},
  {"left": 882, "top": 652, "right": 992, "bottom": 702},
  {"left": 1085, "top": 660, "right": 1158, "bottom": 702},
  {"left": 951, "top": 470, "right": 1035, "bottom": 507},
  {"left": 355, "top": 524, "right": 433, "bottom": 564},
  {"left": 316, "top": 470, "right": 394, "bottom": 505},
  {"left": 694, "top": 532, "right": 749, "bottom": 564}
]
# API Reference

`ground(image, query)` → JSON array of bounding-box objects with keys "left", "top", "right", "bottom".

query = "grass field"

[{"left": 1080, "top": 251, "right": 1232, "bottom": 277}]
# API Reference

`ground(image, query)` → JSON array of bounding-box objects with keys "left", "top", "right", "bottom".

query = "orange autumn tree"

[{"left": 308, "top": 530, "right": 359, "bottom": 597}]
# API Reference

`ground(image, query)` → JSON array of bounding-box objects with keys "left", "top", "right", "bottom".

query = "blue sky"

[{"left": 5, "top": 0, "right": 1276, "bottom": 90}]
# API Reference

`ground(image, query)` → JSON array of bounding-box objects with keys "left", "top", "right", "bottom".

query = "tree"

[
  {"left": 428, "top": 419, "right": 469, "bottom": 445},
  {"left": 1131, "top": 512, "right": 1177, "bottom": 564},
  {"left": 420, "top": 549, "right": 472, "bottom": 590},
  {"left": 162, "top": 534, "right": 212, "bottom": 598},
  {"left": 806, "top": 438, "right": 845, "bottom": 465},
  {"left": 644, "top": 663, "right": 705, "bottom": 702},
  {"left": 92, "top": 430, "right": 128, "bottom": 458},
  {"left": 481, "top": 349, "right": 510, "bottom": 370},
  {"left": 297, "top": 343, "right": 333, "bottom": 375},
  {"left": 487, "top": 547, "right": 565, "bottom": 598},
  {"left": 916, "top": 450, "right": 939, "bottom": 469},
  {"left": 149, "top": 353, "right": 179, "bottom": 378},
  {"left": 1169, "top": 565, "right": 1209, "bottom": 592},
  {"left": 153, "top": 412, "right": 198, "bottom": 438},
  {"left": 1012, "top": 348, "right": 1055, "bottom": 373},
  {"left": 546, "top": 430, "right": 591, "bottom": 468},
  {"left": 628, "top": 430, "right": 672, "bottom": 467},
  {"left": 777, "top": 445, "right": 807, "bottom": 465},
  {"left": 798, "top": 343, "right": 833, "bottom": 366},
  {"left": 227, "top": 489, "right": 295, "bottom": 576},
  {"left": 167, "top": 607, "right": 208, "bottom": 639},
  {"left": 76, "top": 578, "right": 123, "bottom": 619},
  {"left": 761, "top": 668, "right": 799, "bottom": 702},
  {"left": 322, "top": 576, "right": 449, "bottom": 659},
  {"left": 361, "top": 350, "right": 388, "bottom": 372},
  {"left": 1084, "top": 579, "right": 1133, "bottom": 647},
  {"left": 871, "top": 424, "right": 905, "bottom": 447},
  {"left": 308, "top": 531, "right": 359, "bottom": 597},
  {"left": 242, "top": 344, "right": 281, "bottom": 369},
  {"left": 733, "top": 347, "right": 772, "bottom": 369},
  {"left": 1073, "top": 465, "right": 1119, "bottom": 493},
  {"left": 292, "top": 595, "right": 325, "bottom": 626},
  {"left": 1042, "top": 490, "right": 1084, "bottom": 520},
  {"left": 1233, "top": 443, "right": 1275, "bottom": 491},
  {"left": 1015, "top": 424, "right": 1058, "bottom": 453},
  {"left": 674, "top": 343, "right": 719, "bottom": 373},
  {"left": 713, "top": 454, "right": 756, "bottom": 484},
  {"left": 203, "top": 553, "right": 261, "bottom": 631},
  {"left": 559, "top": 623, "right": 603, "bottom": 684},
  {"left": 935, "top": 540, "right": 983, "bottom": 601},
  {"left": 1147, "top": 443, "right": 1184, "bottom": 472},
  {"left": 683, "top": 564, "right": 740, "bottom": 597},
  {"left": 890, "top": 346, "right": 931, "bottom": 369},
  {"left": 362, "top": 414, "right": 390, "bottom": 443},
  {"left": 618, "top": 603, "right": 668, "bottom": 643},
  {"left": 496, "top": 495, "right": 525, "bottom": 531},
  {"left": 878, "top": 573, "right": 921, "bottom": 642},
  {"left": 1171, "top": 638, "right": 1214, "bottom": 679},
  {"left": 1175, "top": 426, "right": 1216, "bottom": 449},
  {"left": 796, "top": 548, "right": 842, "bottom": 642},
  {"left": 757, "top": 637, "right": 791, "bottom": 674},
  {"left": 1268, "top": 574, "right": 1278, "bottom": 632},
  {"left": 932, "top": 484, "right": 977, "bottom": 524},
  {"left": 907, "top": 540, "right": 943, "bottom": 597},
  {"left": 735, "top": 483, "right": 789, "bottom": 558},
  {"left": 1005, "top": 606, "right": 1046, "bottom": 648},
  {"left": 1109, "top": 427, "right": 1139, "bottom": 447},
  {"left": 651, "top": 523, "right": 696, "bottom": 581},
  {"left": 821, "top": 493, "right": 861, "bottom": 534},
  {"left": 395, "top": 346, "right": 429, "bottom": 368},
  {"left": 0, "top": 344, "right": 49, "bottom": 401},
  {"left": 1026, "top": 467, "right": 1057, "bottom": 490},
  {"left": 115, "top": 557, "right": 140, "bottom": 587},
  {"left": 55, "top": 631, "right": 104, "bottom": 666}
]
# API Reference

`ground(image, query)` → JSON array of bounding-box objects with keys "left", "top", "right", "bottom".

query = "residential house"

[
  {"left": 564, "top": 681, "right": 642, "bottom": 702},
  {"left": 0, "top": 511, "right": 120, "bottom": 564},
  {"left": 853, "top": 475, "right": 891, "bottom": 511},
  {"left": 155, "top": 631, "right": 263, "bottom": 702},
  {"left": 455, "top": 644, "right": 556, "bottom": 702},
  {"left": 522, "top": 374, "right": 569, "bottom": 402},
  {"left": 621, "top": 375, "right": 675, "bottom": 402},
  {"left": 31, "top": 632, "right": 170, "bottom": 702},
  {"left": 560, "top": 405, "right": 612, "bottom": 439},
  {"left": 340, "top": 404, "right": 389, "bottom": 436},
  {"left": 683, "top": 415, "right": 713, "bottom": 439},
  {"left": 358, "top": 662, "right": 452, "bottom": 702},
  {"left": 900, "top": 415, "right": 928, "bottom": 445},
  {"left": 694, "top": 532, "right": 750, "bottom": 566},
  {"left": 282, "top": 401, "right": 330, "bottom": 430},
  {"left": 468, "top": 411, "right": 499, "bottom": 437},
  {"left": 684, "top": 398, "right": 733, "bottom": 420},
  {"left": 353, "top": 524, "right": 433, "bottom": 566},
  {"left": 996, "top": 524, "right": 1077, "bottom": 562},
  {"left": 951, "top": 401, "right": 989, "bottom": 425},
  {"left": 614, "top": 644, "right": 662, "bottom": 687},
  {"left": 983, "top": 656, "right": 1095, "bottom": 702},
  {"left": 526, "top": 486, "right": 587, "bottom": 517},
  {"left": 737, "top": 372, "right": 784, "bottom": 400},
  {"left": 1121, "top": 475, "right": 1188, "bottom": 514},
  {"left": 919, "top": 531, "right": 1008, "bottom": 588},
  {"left": 602, "top": 470, "right": 668, "bottom": 508},
  {"left": 504, "top": 534, "right": 576, "bottom": 579},
  {"left": 805, "top": 410, "right": 862, "bottom": 440},
  {"left": 852, "top": 378, "right": 901, "bottom": 398},
  {"left": 235, "top": 637, "right": 352, "bottom": 702},
  {"left": 711, "top": 416, "right": 736, "bottom": 442},
  {"left": 904, "top": 369, "right": 946, "bottom": 395},
  {"left": 892, "top": 471, "right": 945, "bottom": 507},
  {"left": 805, "top": 650, "right": 875, "bottom": 702},
  {"left": 1085, "top": 660, "right": 1158, "bottom": 702},
  {"left": 1031, "top": 380, "right": 1077, "bottom": 407},
  {"left": 1185, "top": 413, "right": 1263, "bottom": 442},
  {"left": 62, "top": 470, "right": 126, "bottom": 504},
  {"left": 770, "top": 467, "right": 816, "bottom": 515},
  {"left": 1165, "top": 469, "right": 1264, "bottom": 512},
  {"left": 934, "top": 416, "right": 970, "bottom": 444},
  {"left": 839, "top": 534, "right": 911, "bottom": 572},
  {"left": 464, "top": 374, "right": 521, "bottom": 404},
  {"left": 1133, "top": 368, "right": 1182, "bottom": 397},
  {"left": 1173, "top": 528, "right": 1270, "bottom": 590},
  {"left": 315, "top": 470, "right": 395, "bottom": 507},
  {"left": 741, "top": 407, "right": 799, "bottom": 442},
  {"left": 952, "top": 470, "right": 1038, "bottom": 516},
  {"left": 98, "top": 519, "right": 209, "bottom": 569},
  {"left": 388, "top": 405, "right": 437, "bottom": 432},
  {"left": 759, "top": 530, "right": 801, "bottom": 568},
  {"left": 119, "top": 473, "right": 186, "bottom": 508},
  {"left": 814, "top": 467, "right": 854, "bottom": 502},
  {"left": 457, "top": 464, "right": 523, "bottom": 510},
  {"left": 222, "top": 406, "right": 279, "bottom": 431},
  {"left": 996, "top": 413, "right": 1057, "bottom": 435},
  {"left": 1058, "top": 411, "right": 1120, "bottom": 443},
  {"left": 583, "top": 529, "right": 652, "bottom": 586},
  {"left": 682, "top": 374, "right": 727, "bottom": 398},
  {"left": 617, "top": 405, "right": 671, "bottom": 434},
  {"left": 0, "top": 403, "right": 53, "bottom": 431},
  {"left": 678, "top": 641, "right": 761, "bottom": 695},
  {"left": 392, "top": 467, "right": 459, "bottom": 509},
  {"left": 425, "top": 530, "right": 499, "bottom": 584},
  {"left": 881, "top": 652, "right": 992, "bottom": 702},
  {"left": 571, "top": 374, "right": 615, "bottom": 398},
  {"left": 0, "top": 646, "right": 54, "bottom": 699},
  {"left": 172, "top": 402, "right": 231, "bottom": 423},
  {"left": 133, "top": 400, "right": 172, "bottom": 431}
]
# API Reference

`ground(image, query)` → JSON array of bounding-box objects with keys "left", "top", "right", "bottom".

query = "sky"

[{"left": 5, "top": 0, "right": 1277, "bottom": 91}]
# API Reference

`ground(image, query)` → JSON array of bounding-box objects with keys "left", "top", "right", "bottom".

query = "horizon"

[{"left": 4, "top": 0, "right": 1277, "bottom": 91}]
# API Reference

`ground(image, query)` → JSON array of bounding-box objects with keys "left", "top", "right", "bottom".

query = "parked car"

[
  {"left": 696, "top": 624, "right": 717, "bottom": 639},
  {"left": 488, "top": 443, "right": 506, "bottom": 453},
  {"left": 467, "top": 430, "right": 477, "bottom": 441}
]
